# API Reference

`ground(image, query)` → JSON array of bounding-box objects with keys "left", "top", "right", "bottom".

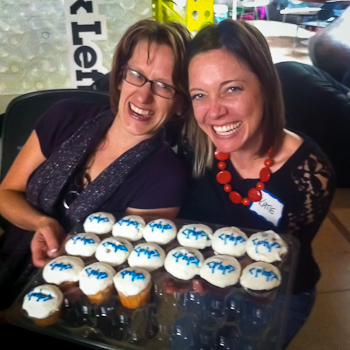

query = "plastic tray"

[{"left": 6, "top": 219, "right": 299, "bottom": 350}]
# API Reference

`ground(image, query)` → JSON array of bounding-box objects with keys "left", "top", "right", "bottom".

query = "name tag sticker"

[{"left": 249, "top": 190, "right": 284, "bottom": 227}]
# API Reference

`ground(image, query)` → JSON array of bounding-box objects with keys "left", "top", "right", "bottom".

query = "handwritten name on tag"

[{"left": 249, "top": 190, "right": 283, "bottom": 226}]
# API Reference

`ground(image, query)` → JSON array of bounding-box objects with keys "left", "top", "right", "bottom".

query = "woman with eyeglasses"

[{"left": 0, "top": 19, "right": 191, "bottom": 275}]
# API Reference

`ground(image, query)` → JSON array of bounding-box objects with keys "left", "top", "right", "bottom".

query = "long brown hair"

[
  {"left": 186, "top": 20, "right": 285, "bottom": 177},
  {"left": 109, "top": 19, "right": 191, "bottom": 116}
]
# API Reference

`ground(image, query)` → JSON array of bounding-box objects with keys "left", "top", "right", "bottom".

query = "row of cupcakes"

[{"left": 82, "top": 212, "right": 288, "bottom": 263}]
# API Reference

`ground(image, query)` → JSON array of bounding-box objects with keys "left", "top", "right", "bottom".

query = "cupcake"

[
  {"left": 22, "top": 284, "right": 63, "bottom": 327},
  {"left": 43, "top": 256, "right": 84, "bottom": 291},
  {"left": 143, "top": 218, "right": 177, "bottom": 245},
  {"left": 212, "top": 227, "right": 248, "bottom": 257},
  {"left": 177, "top": 223, "right": 213, "bottom": 249},
  {"left": 113, "top": 267, "right": 152, "bottom": 309},
  {"left": 79, "top": 262, "right": 116, "bottom": 304},
  {"left": 246, "top": 230, "right": 287, "bottom": 263},
  {"left": 112, "top": 215, "right": 146, "bottom": 241},
  {"left": 128, "top": 243, "right": 165, "bottom": 272},
  {"left": 164, "top": 247, "right": 204, "bottom": 280},
  {"left": 83, "top": 212, "right": 115, "bottom": 234},
  {"left": 240, "top": 262, "right": 281, "bottom": 291},
  {"left": 95, "top": 237, "right": 133, "bottom": 267},
  {"left": 199, "top": 255, "right": 241, "bottom": 288},
  {"left": 65, "top": 233, "right": 101, "bottom": 257}
]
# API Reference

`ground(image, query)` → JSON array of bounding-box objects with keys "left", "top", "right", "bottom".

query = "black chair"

[{"left": 0, "top": 89, "right": 110, "bottom": 182}]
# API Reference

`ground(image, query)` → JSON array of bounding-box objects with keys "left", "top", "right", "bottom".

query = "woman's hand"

[{"left": 31, "top": 217, "right": 66, "bottom": 267}]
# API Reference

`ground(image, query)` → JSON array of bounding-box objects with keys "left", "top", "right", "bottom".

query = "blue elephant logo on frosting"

[
  {"left": 85, "top": 268, "right": 108, "bottom": 280},
  {"left": 172, "top": 252, "right": 200, "bottom": 265},
  {"left": 121, "top": 270, "right": 145, "bottom": 282},
  {"left": 28, "top": 289, "right": 53, "bottom": 302},
  {"left": 71, "top": 236, "right": 95, "bottom": 245},
  {"left": 182, "top": 228, "right": 207, "bottom": 240},
  {"left": 207, "top": 261, "right": 235, "bottom": 275},
  {"left": 249, "top": 267, "right": 279, "bottom": 282},
  {"left": 103, "top": 242, "right": 128, "bottom": 253},
  {"left": 117, "top": 219, "right": 140, "bottom": 229},
  {"left": 134, "top": 247, "right": 160, "bottom": 259},
  {"left": 50, "top": 262, "right": 72, "bottom": 271},
  {"left": 89, "top": 215, "right": 109, "bottom": 223},
  {"left": 149, "top": 221, "right": 172, "bottom": 233},
  {"left": 219, "top": 233, "right": 246, "bottom": 245},
  {"left": 252, "top": 238, "right": 281, "bottom": 253}
]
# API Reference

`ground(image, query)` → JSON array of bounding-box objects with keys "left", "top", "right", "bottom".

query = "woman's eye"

[
  {"left": 191, "top": 93, "right": 204, "bottom": 101},
  {"left": 228, "top": 86, "right": 239, "bottom": 93}
]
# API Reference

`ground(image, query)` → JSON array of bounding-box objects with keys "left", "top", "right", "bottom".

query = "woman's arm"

[
  {"left": 0, "top": 131, "right": 65, "bottom": 266},
  {"left": 126, "top": 207, "right": 180, "bottom": 220}
]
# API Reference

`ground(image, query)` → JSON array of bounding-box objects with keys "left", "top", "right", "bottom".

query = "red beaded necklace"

[{"left": 215, "top": 147, "right": 274, "bottom": 206}]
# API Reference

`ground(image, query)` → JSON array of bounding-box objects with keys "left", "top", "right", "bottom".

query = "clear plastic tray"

[{"left": 6, "top": 218, "right": 299, "bottom": 350}]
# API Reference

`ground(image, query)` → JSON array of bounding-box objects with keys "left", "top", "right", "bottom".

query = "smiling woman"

[
  {"left": 0, "top": 20, "right": 191, "bottom": 301},
  {"left": 178, "top": 19, "right": 336, "bottom": 348}
]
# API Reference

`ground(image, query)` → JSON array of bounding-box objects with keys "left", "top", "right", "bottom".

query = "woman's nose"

[
  {"left": 207, "top": 98, "right": 226, "bottom": 119},
  {"left": 135, "top": 82, "right": 154, "bottom": 103}
]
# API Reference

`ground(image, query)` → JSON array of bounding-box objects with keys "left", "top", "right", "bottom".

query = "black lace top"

[{"left": 178, "top": 134, "right": 336, "bottom": 294}]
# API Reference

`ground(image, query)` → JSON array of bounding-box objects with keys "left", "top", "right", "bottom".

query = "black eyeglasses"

[{"left": 122, "top": 67, "right": 177, "bottom": 99}]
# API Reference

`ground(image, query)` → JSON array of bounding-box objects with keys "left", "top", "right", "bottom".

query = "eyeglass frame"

[{"left": 121, "top": 66, "right": 178, "bottom": 99}]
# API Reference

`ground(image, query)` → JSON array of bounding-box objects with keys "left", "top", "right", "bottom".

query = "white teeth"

[
  {"left": 130, "top": 103, "right": 152, "bottom": 116},
  {"left": 213, "top": 121, "right": 242, "bottom": 135}
]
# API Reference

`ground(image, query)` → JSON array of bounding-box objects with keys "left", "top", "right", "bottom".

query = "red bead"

[
  {"left": 229, "top": 191, "right": 242, "bottom": 204},
  {"left": 268, "top": 146, "right": 273, "bottom": 158},
  {"left": 216, "top": 170, "right": 232, "bottom": 184},
  {"left": 248, "top": 188, "right": 262, "bottom": 202},
  {"left": 256, "top": 182, "right": 265, "bottom": 190},
  {"left": 259, "top": 167, "right": 271, "bottom": 182},
  {"left": 264, "top": 159, "right": 274, "bottom": 167},
  {"left": 215, "top": 149, "right": 230, "bottom": 161},
  {"left": 224, "top": 184, "right": 232, "bottom": 192},
  {"left": 242, "top": 198, "right": 251, "bottom": 206},
  {"left": 218, "top": 161, "right": 226, "bottom": 170}
]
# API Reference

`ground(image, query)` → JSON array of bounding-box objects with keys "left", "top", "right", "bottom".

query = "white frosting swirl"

[
  {"left": 212, "top": 227, "right": 248, "bottom": 257},
  {"left": 114, "top": 267, "right": 151, "bottom": 297},
  {"left": 22, "top": 284, "right": 63, "bottom": 319},
  {"left": 246, "top": 230, "right": 287, "bottom": 263},
  {"left": 143, "top": 218, "right": 177, "bottom": 245},
  {"left": 177, "top": 223, "right": 213, "bottom": 249},
  {"left": 79, "top": 262, "right": 116, "bottom": 296},
  {"left": 43, "top": 256, "right": 84, "bottom": 285},
  {"left": 112, "top": 215, "right": 145, "bottom": 241},
  {"left": 95, "top": 237, "right": 133, "bottom": 266},
  {"left": 199, "top": 255, "right": 241, "bottom": 288},
  {"left": 164, "top": 246, "right": 204, "bottom": 280},
  {"left": 65, "top": 233, "right": 100, "bottom": 257},
  {"left": 128, "top": 243, "right": 165, "bottom": 272},
  {"left": 83, "top": 212, "right": 115, "bottom": 234},
  {"left": 240, "top": 262, "right": 281, "bottom": 290}
]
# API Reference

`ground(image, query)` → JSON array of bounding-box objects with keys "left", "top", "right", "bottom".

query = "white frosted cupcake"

[
  {"left": 22, "top": 284, "right": 63, "bottom": 327},
  {"left": 177, "top": 223, "right": 213, "bottom": 249},
  {"left": 128, "top": 243, "right": 165, "bottom": 272},
  {"left": 79, "top": 262, "right": 116, "bottom": 304},
  {"left": 199, "top": 255, "right": 241, "bottom": 288},
  {"left": 143, "top": 218, "right": 177, "bottom": 245},
  {"left": 164, "top": 247, "right": 204, "bottom": 280},
  {"left": 95, "top": 237, "right": 133, "bottom": 267},
  {"left": 83, "top": 212, "right": 116, "bottom": 234},
  {"left": 112, "top": 215, "right": 145, "bottom": 241},
  {"left": 240, "top": 262, "right": 281, "bottom": 291},
  {"left": 114, "top": 267, "right": 152, "bottom": 309},
  {"left": 65, "top": 233, "right": 101, "bottom": 257},
  {"left": 212, "top": 227, "right": 248, "bottom": 257},
  {"left": 43, "top": 256, "right": 84, "bottom": 289},
  {"left": 246, "top": 230, "right": 287, "bottom": 263}
]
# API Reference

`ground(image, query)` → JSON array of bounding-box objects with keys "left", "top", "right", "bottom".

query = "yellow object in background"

[{"left": 152, "top": 0, "right": 214, "bottom": 32}]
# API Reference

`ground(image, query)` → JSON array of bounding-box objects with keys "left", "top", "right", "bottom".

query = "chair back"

[{"left": 0, "top": 89, "right": 110, "bottom": 182}]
